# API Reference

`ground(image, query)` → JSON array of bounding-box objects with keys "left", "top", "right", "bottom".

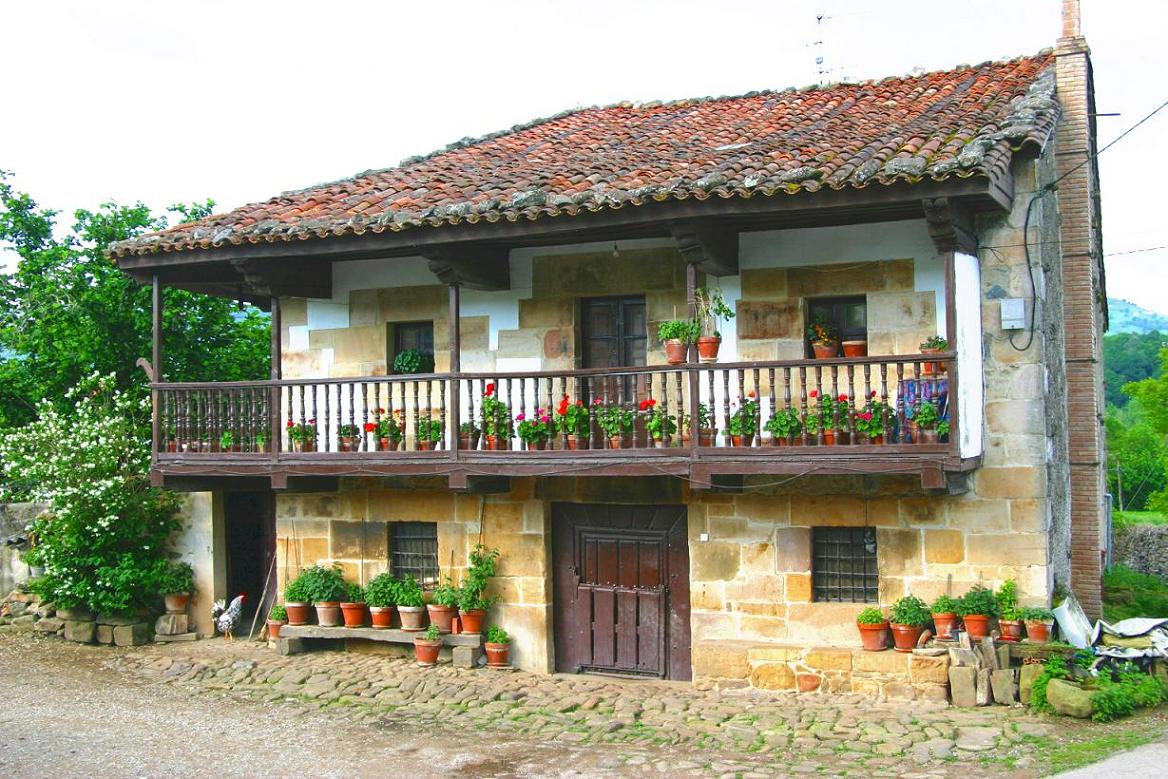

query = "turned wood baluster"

[
  {"left": 438, "top": 377, "right": 447, "bottom": 451},
  {"left": 797, "top": 366, "right": 807, "bottom": 444},
  {"left": 359, "top": 383, "right": 369, "bottom": 451},
  {"left": 310, "top": 384, "right": 318, "bottom": 449},
  {"left": 830, "top": 364, "right": 841, "bottom": 438},
  {"left": 767, "top": 367, "right": 776, "bottom": 442},
  {"left": 721, "top": 369, "right": 731, "bottom": 446},
  {"left": 892, "top": 362, "right": 902, "bottom": 443},
  {"left": 814, "top": 365, "right": 824, "bottom": 444},
  {"left": 410, "top": 378, "right": 419, "bottom": 450},
  {"left": 674, "top": 371, "right": 685, "bottom": 448}
]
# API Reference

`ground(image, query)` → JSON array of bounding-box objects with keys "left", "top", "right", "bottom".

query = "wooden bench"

[{"left": 277, "top": 624, "right": 483, "bottom": 667}]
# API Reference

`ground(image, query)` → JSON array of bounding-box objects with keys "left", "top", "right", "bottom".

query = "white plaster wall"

[
  {"left": 955, "top": 252, "right": 985, "bottom": 459},
  {"left": 172, "top": 492, "right": 226, "bottom": 638}
]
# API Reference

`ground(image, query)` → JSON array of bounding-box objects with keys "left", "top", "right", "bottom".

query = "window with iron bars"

[
  {"left": 811, "top": 526, "right": 878, "bottom": 603},
  {"left": 389, "top": 522, "right": 439, "bottom": 588}
]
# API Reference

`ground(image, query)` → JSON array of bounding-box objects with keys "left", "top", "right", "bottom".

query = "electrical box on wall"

[{"left": 1000, "top": 298, "right": 1026, "bottom": 330}]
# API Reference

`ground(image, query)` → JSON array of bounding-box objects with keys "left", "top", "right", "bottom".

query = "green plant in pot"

[
  {"left": 919, "top": 335, "right": 948, "bottom": 374},
  {"left": 930, "top": 594, "right": 961, "bottom": 639},
  {"left": 458, "top": 420, "right": 480, "bottom": 450},
  {"left": 856, "top": 606, "right": 889, "bottom": 652},
  {"left": 158, "top": 561, "right": 195, "bottom": 613},
  {"left": 300, "top": 563, "right": 348, "bottom": 627},
  {"left": 414, "top": 623, "right": 443, "bottom": 666},
  {"left": 554, "top": 395, "right": 591, "bottom": 449},
  {"left": 457, "top": 545, "right": 500, "bottom": 635},
  {"left": 415, "top": 417, "right": 443, "bottom": 451},
  {"left": 723, "top": 394, "right": 760, "bottom": 447},
  {"left": 337, "top": 423, "right": 361, "bottom": 452},
  {"left": 911, "top": 400, "right": 942, "bottom": 444},
  {"left": 680, "top": 403, "right": 716, "bottom": 446},
  {"left": 806, "top": 311, "right": 840, "bottom": 359},
  {"left": 995, "top": 579, "right": 1024, "bottom": 642},
  {"left": 888, "top": 595, "right": 931, "bottom": 652},
  {"left": 395, "top": 574, "right": 427, "bottom": 631},
  {"left": 266, "top": 604, "right": 287, "bottom": 639},
  {"left": 340, "top": 581, "right": 368, "bottom": 628},
  {"left": 393, "top": 348, "right": 435, "bottom": 375},
  {"left": 694, "top": 287, "right": 734, "bottom": 363},
  {"left": 365, "top": 572, "right": 400, "bottom": 629},
  {"left": 657, "top": 318, "right": 700, "bottom": 365},
  {"left": 594, "top": 402, "right": 634, "bottom": 449},
  {"left": 283, "top": 575, "right": 313, "bottom": 626},
  {"left": 764, "top": 406, "right": 803, "bottom": 446},
  {"left": 480, "top": 383, "right": 511, "bottom": 449},
  {"left": 957, "top": 585, "right": 998, "bottom": 640},
  {"left": 427, "top": 576, "right": 460, "bottom": 633},
  {"left": 1020, "top": 606, "right": 1055, "bottom": 643},
  {"left": 484, "top": 625, "right": 512, "bottom": 667}
]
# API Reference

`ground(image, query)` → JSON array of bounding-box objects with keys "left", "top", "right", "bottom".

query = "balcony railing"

[{"left": 153, "top": 354, "right": 957, "bottom": 475}]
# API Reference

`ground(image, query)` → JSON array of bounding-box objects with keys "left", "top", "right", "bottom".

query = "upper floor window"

[
  {"left": 390, "top": 321, "right": 434, "bottom": 373},
  {"left": 805, "top": 296, "right": 866, "bottom": 357}
]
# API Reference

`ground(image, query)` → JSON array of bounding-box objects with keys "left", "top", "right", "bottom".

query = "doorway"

[
  {"left": 552, "top": 503, "right": 691, "bottom": 680},
  {"left": 224, "top": 491, "right": 276, "bottom": 628}
]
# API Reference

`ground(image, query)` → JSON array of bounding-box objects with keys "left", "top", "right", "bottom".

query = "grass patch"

[
  {"left": 1036, "top": 728, "right": 1161, "bottom": 774},
  {"left": 1103, "top": 564, "right": 1168, "bottom": 621},
  {"left": 1113, "top": 510, "right": 1168, "bottom": 529}
]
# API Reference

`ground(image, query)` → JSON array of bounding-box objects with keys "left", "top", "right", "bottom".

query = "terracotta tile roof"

[{"left": 112, "top": 53, "right": 1058, "bottom": 259}]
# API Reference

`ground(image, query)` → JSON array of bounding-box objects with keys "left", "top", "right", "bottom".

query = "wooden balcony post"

[
  {"left": 269, "top": 296, "right": 282, "bottom": 457},
  {"left": 449, "top": 283, "right": 461, "bottom": 460},
  {"left": 151, "top": 275, "right": 162, "bottom": 459},
  {"left": 686, "top": 263, "right": 700, "bottom": 448}
]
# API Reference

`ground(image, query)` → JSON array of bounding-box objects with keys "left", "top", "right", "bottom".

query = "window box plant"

[
  {"left": 1021, "top": 606, "right": 1055, "bottom": 643},
  {"left": 458, "top": 421, "right": 480, "bottom": 451},
  {"left": 595, "top": 402, "right": 634, "bottom": 449},
  {"left": 554, "top": 395, "right": 590, "bottom": 450},
  {"left": 656, "top": 318, "right": 700, "bottom": 365},
  {"left": 283, "top": 575, "right": 312, "bottom": 626},
  {"left": 266, "top": 604, "right": 287, "bottom": 639},
  {"left": 415, "top": 416, "right": 443, "bottom": 451},
  {"left": 365, "top": 573, "right": 399, "bottom": 629},
  {"left": 481, "top": 383, "right": 511, "bottom": 450},
  {"left": 889, "top": 594, "right": 931, "bottom": 652},
  {"left": 393, "top": 348, "right": 435, "bottom": 375},
  {"left": 336, "top": 423, "right": 361, "bottom": 452},
  {"left": 427, "top": 577, "right": 459, "bottom": 633},
  {"left": 414, "top": 624, "right": 443, "bottom": 666},
  {"left": 807, "top": 312, "right": 840, "bottom": 359},
  {"left": 484, "top": 625, "right": 511, "bottom": 668},
  {"left": 723, "top": 394, "right": 759, "bottom": 447},
  {"left": 340, "top": 582, "right": 368, "bottom": 628},
  {"left": 680, "top": 403, "right": 715, "bottom": 447},
  {"left": 694, "top": 287, "right": 734, "bottom": 363},
  {"left": 930, "top": 594, "right": 961, "bottom": 639},
  {"left": 856, "top": 606, "right": 889, "bottom": 652},
  {"left": 287, "top": 419, "right": 317, "bottom": 453},
  {"left": 911, "top": 400, "right": 942, "bottom": 444},
  {"left": 764, "top": 406, "right": 802, "bottom": 446},
  {"left": 919, "top": 335, "right": 948, "bottom": 375},
  {"left": 956, "top": 585, "right": 998, "bottom": 640},
  {"left": 158, "top": 561, "right": 195, "bottom": 613},
  {"left": 641, "top": 398, "right": 676, "bottom": 447},
  {"left": 300, "top": 563, "right": 348, "bottom": 627},
  {"left": 995, "top": 579, "right": 1023, "bottom": 642},
  {"left": 516, "top": 408, "right": 554, "bottom": 450},
  {"left": 395, "top": 575, "right": 427, "bottom": 631}
]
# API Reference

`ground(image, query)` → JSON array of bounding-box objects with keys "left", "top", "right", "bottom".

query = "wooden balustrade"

[{"left": 153, "top": 353, "right": 956, "bottom": 458}]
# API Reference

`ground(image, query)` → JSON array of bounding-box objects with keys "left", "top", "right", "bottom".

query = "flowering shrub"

[
  {"left": 806, "top": 312, "right": 839, "bottom": 345},
  {"left": 0, "top": 374, "right": 182, "bottom": 615}
]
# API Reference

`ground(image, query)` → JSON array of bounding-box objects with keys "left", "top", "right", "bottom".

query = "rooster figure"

[{"left": 211, "top": 594, "right": 246, "bottom": 640}]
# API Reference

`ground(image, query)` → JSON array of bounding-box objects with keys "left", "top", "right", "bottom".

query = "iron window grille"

[
  {"left": 812, "top": 527, "right": 878, "bottom": 603},
  {"left": 390, "top": 521, "right": 439, "bottom": 588}
]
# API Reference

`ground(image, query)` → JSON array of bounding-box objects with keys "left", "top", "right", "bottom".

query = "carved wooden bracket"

[
  {"left": 670, "top": 220, "right": 739, "bottom": 276},
  {"left": 922, "top": 198, "right": 977, "bottom": 255},
  {"left": 229, "top": 259, "right": 331, "bottom": 298},
  {"left": 424, "top": 245, "right": 511, "bottom": 290},
  {"left": 136, "top": 357, "right": 155, "bottom": 381}
]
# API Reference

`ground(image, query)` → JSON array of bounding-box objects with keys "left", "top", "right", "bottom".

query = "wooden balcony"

[{"left": 151, "top": 353, "right": 973, "bottom": 491}]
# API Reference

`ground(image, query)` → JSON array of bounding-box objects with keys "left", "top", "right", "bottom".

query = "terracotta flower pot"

[
  {"left": 484, "top": 642, "right": 511, "bottom": 667},
  {"left": 339, "top": 436, "right": 356, "bottom": 452},
  {"left": 314, "top": 602, "right": 342, "bottom": 627},
  {"left": 1026, "top": 620, "right": 1053, "bottom": 643},
  {"left": 426, "top": 604, "right": 456, "bottom": 633},
  {"left": 664, "top": 339, "right": 688, "bottom": 365},
  {"left": 730, "top": 435, "right": 747, "bottom": 447},
  {"left": 525, "top": 439, "right": 547, "bottom": 450},
  {"left": 369, "top": 605, "right": 395, "bottom": 629},
  {"left": 696, "top": 336, "right": 721, "bottom": 363},
  {"left": 417, "top": 439, "right": 435, "bottom": 451},
  {"left": 377, "top": 437, "right": 401, "bottom": 452},
  {"left": 266, "top": 619, "right": 286, "bottom": 639},
  {"left": 485, "top": 434, "right": 510, "bottom": 451},
  {"left": 652, "top": 438, "right": 668, "bottom": 449},
  {"left": 918, "top": 429, "right": 939, "bottom": 444},
  {"left": 397, "top": 605, "right": 427, "bottom": 632},
  {"left": 284, "top": 602, "right": 311, "bottom": 626},
  {"left": 998, "top": 619, "right": 1024, "bottom": 643},
  {"left": 291, "top": 439, "right": 316, "bottom": 453},
  {"left": 340, "top": 602, "right": 368, "bottom": 628},
  {"left": 841, "top": 340, "right": 868, "bottom": 358},
  {"left": 414, "top": 637, "right": 442, "bottom": 666},
  {"left": 823, "top": 429, "right": 836, "bottom": 446},
  {"left": 564, "top": 434, "right": 589, "bottom": 450},
  {"left": 773, "top": 435, "right": 790, "bottom": 447},
  {"left": 812, "top": 341, "right": 839, "bottom": 359},
  {"left": 920, "top": 347, "right": 944, "bottom": 375},
  {"left": 608, "top": 435, "right": 630, "bottom": 450},
  {"left": 163, "top": 593, "right": 189, "bottom": 613},
  {"left": 932, "top": 612, "right": 958, "bottom": 639},
  {"left": 166, "top": 441, "right": 178, "bottom": 453},
  {"left": 858, "top": 621, "right": 890, "bottom": 652},
  {"left": 963, "top": 614, "right": 990, "bottom": 640},
  {"left": 890, "top": 623, "right": 925, "bottom": 652},
  {"left": 459, "top": 608, "right": 485, "bottom": 635}
]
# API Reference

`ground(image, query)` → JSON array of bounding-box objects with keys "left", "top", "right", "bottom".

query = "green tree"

[
  {"left": 1106, "top": 400, "right": 1167, "bottom": 511},
  {"left": 1104, "top": 331, "right": 1167, "bottom": 408},
  {"left": 0, "top": 170, "right": 269, "bottom": 429}
]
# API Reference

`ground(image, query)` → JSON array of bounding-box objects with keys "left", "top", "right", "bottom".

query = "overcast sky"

[{"left": 2, "top": 1, "right": 1165, "bottom": 313}]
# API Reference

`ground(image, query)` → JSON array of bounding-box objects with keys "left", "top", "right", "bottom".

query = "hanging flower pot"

[
  {"left": 696, "top": 336, "right": 722, "bottom": 363},
  {"left": 663, "top": 339, "right": 688, "bottom": 365},
  {"left": 841, "top": 340, "right": 868, "bottom": 358}
]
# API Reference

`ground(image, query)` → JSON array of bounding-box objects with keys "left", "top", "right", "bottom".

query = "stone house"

[{"left": 111, "top": 7, "right": 1105, "bottom": 695}]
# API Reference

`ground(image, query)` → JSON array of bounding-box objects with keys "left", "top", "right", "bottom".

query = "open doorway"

[{"left": 224, "top": 491, "right": 276, "bottom": 629}]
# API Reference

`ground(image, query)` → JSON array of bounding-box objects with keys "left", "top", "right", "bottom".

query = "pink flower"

[
  {"left": 540, "top": 415, "right": 550, "bottom": 424},
  {"left": 515, "top": 413, "right": 525, "bottom": 421}
]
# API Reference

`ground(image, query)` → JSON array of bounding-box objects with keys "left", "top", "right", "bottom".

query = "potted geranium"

[
  {"left": 856, "top": 606, "right": 889, "bottom": 652},
  {"left": 340, "top": 582, "right": 368, "bottom": 628},
  {"left": 481, "top": 383, "right": 511, "bottom": 450},
  {"left": 996, "top": 579, "right": 1023, "bottom": 642},
  {"left": 301, "top": 563, "right": 347, "bottom": 627},
  {"left": 516, "top": 408, "right": 554, "bottom": 450},
  {"left": 595, "top": 402, "right": 634, "bottom": 449},
  {"left": 159, "top": 561, "right": 195, "bottom": 613},
  {"left": 912, "top": 400, "right": 942, "bottom": 444},
  {"left": 930, "top": 594, "right": 960, "bottom": 639},
  {"left": 427, "top": 576, "right": 459, "bottom": 633},
  {"left": 484, "top": 625, "right": 511, "bottom": 668},
  {"left": 694, "top": 287, "right": 735, "bottom": 363},
  {"left": 657, "top": 318, "right": 700, "bottom": 365},
  {"left": 957, "top": 585, "right": 998, "bottom": 640},
  {"left": 414, "top": 624, "right": 443, "bottom": 666},
  {"left": 723, "top": 393, "right": 759, "bottom": 447},
  {"left": 283, "top": 575, "right": 312, "bottom": 626},
  {"left": 458, "top": 421, "right": 480, "bottom": 451},
  {"left": 396, "top": 575, "right": 427, "bottom": 631},
  {"left": 641, "top": 399, "right": 676, "bottom": 448},
  {"left": 804, "top": 403, "right": 822, "bottom": 446},
  {"left": 458, "top": 545, "right": 499, "bottom": 635},
  {"left": 854, "top": 392, "right": 888, "bottom": 445},
  {"left": 337, "top": 424, "right": 361, "bottom": 452},
  {"left": 764, "top": 406, "right": 802, "bottom": 446},
  {"left": 370, "top": 409, "right": 405, "bottom": 451},
  {"left": 393, "top": 348, "right": 435, "bottom": 375},
  {"left": 266, "top": 604, "right": 287, "bottom": 639},
  {"left": 806, "top": 312, "right": 839, "bottom": 359},
  {"left": 810, "top": 391, "right": 841, "bottom": 445},
  {"left": 920, "top": 335, "right": 948, "bottom": 375},
  {"left": 415, "top": 417, "right": 443, "bottom": 451},
  {"left": 889, "top": 595, "right": 931, "bottom": 652},
  {"left": 1021, "top": 606, "right": 1055, "bottom": 643},
  {"left": 681, "top": 403, "right": 716, "bottom": 447},
  {"left": 554, "top": 395, "right": 590, "bottom": 450},
  {"left": 219, "top": 431, "right": 238, "bottom": 453},
  {"left": 287, "top": 419, "right": 317, "bottom": 452},
  {"left": 365, "top": 572, "right": 399, "bottom": 629}
]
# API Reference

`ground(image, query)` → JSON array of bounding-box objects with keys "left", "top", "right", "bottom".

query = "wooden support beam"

[
  {"left": 151, "top": 275, "right": 163, "bottom": 464},
  {"left": 922, "top": 198, "right": 977, "bottom": 255},
  {"left": 425, "top": 245, "right": 511, "bottom": 290},
  {"left": 229, "top": 259, "right": 332, "bottom": 299},
  {"left": 671, "top": 220, "right": 739, "bottom": 276}
]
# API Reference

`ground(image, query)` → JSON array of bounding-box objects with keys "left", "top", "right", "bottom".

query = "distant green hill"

[{"left": 1109, "top": 299, "right": 1168, "bottom": 335}]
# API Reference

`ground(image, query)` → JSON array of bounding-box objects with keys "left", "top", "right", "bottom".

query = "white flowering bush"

[{"left": 0, "top": 373, "right": 181, "bottom": 615}]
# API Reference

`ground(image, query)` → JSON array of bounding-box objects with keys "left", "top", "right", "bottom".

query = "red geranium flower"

[
  {"left": 484, "top": 383, "right": 495, "bottom": 397},
  {"left": 838, "top": 394, "right": 848, "bottom": 402},
  {"left": 870, "top": 391, "right": 877, "bottom": 398},
  {"left": 556, "top": 396, "right": 569, "bottom": 416},
  {"left": 364, "top": 422, "right": 377, "bottom": 433},
  {"left": 286, "top": 421, "right": 293, "bottom": 428},
  {"left": 576, "top": 400, "right": 584, "bottom": 407},
  {"left": 810, "top": 390, "right": 818, "bottom": 398},
  {"left": 308, "top": 418, "right": 315, "bottom": 424},
  {"left": 377, "top": 408, "right": 386, "bottom": 414}
]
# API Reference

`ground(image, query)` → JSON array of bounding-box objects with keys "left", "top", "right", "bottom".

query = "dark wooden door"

[
  {"left": 580, "top": 296, "right": 647, "bottom": 404},
  {"left": 552, "top": 503, "right": 691, "bottom": 680},
  {"left": 225, "top": 491, "right": 276, "bottom": 627}
]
